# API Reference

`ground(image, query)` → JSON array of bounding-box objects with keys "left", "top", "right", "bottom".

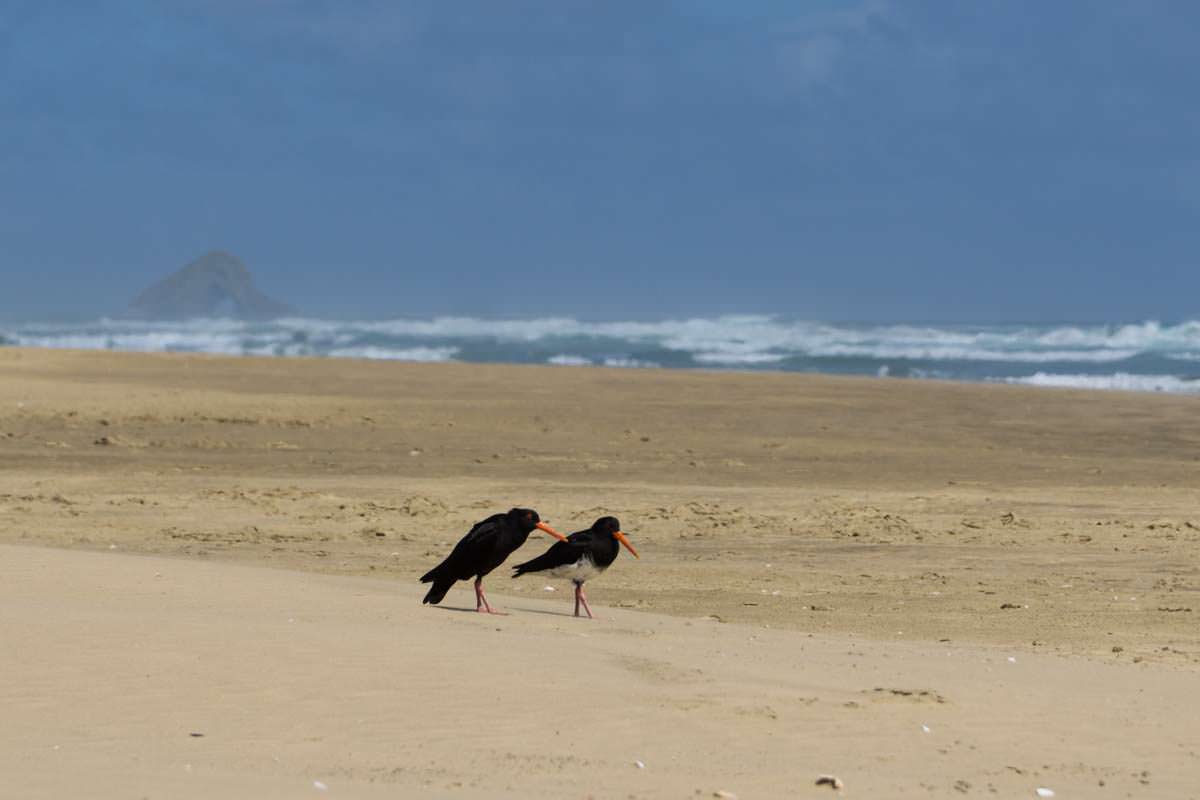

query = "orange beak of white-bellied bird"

[
  {"left": 614, "top": 531, "right": 639, "bottom": 558},
  {"left": 509, "top": 516, "right": 639, "bottom": 619},
  {"left": 419, "top": 507, "right": 561, "bottom": 615}
]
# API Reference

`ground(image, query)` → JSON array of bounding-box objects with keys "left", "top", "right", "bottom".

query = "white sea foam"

[
  {"left": 324, "top": 346, "right": 459, "bottom": 362},
  {"left": 547, "top": 355, "right": 659, "bottom": 368},
  {"left": 1003, "top": 372, "right": 1200, "bottom": 394},
  {"left": 11, "top": 330, "right": 249, "bottom": 354},
  {"left": 601, "top": 357, "right": 660, "bottom": 368},
  {"left": 692, "top": 351, "right": 788, "bottom": 365},
  {"left": 548, "top": 354, "right": 591, "bottom": 366}
]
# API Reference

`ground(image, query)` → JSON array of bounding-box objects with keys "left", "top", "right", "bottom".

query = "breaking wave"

[
  {"left": 1002, "top": 372, "right": 1200, "bottom": 394},
  {"left": 3, "top": 315, "right": 1200, "bottom": 393}
]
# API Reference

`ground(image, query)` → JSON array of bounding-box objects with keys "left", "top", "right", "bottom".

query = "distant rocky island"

[{"left": 125, "top": 252, "right": 294, "bottom": 320}]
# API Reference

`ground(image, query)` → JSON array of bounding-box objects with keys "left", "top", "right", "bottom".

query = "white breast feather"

[{"left": 548, "top": 554, "right": 603, "bottom": 583}]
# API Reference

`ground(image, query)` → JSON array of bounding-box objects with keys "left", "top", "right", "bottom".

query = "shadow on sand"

[{"left": 428, "top": 604, "right": 583, "bottom": 619}]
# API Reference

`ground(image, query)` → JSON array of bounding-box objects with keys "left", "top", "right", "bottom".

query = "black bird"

[
  {"left": 420, "top": 507, "right": 565, "bottom": 614},
  {"left": 511, "top": 516, "right": 639, "bottom": 618}
]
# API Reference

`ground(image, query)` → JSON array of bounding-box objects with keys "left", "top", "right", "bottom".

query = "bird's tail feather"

[
  {"left": 420, "top": 560, "right": 455, "bottom": 605},
  {"left": 422, "top": 577, "right": 454, "bottom": 605},
  {"left": 511, "top": 553, "right": 550, "bottom": 578}
]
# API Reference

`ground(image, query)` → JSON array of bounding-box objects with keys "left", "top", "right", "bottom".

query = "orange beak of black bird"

[
  {"left": 614, "top": 531, "right": 640, "bottom": 558},
  {"left": 535, "top": 521, "right": 568, "bottom": 541}
]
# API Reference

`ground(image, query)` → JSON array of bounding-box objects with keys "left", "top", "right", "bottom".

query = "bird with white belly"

[{"left": 511, "top": 516, "right": 639, "bottom": 618}]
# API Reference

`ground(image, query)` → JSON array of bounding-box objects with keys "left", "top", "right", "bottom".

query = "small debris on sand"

[{"left": 815, "top": 774, "right": 844, "bottom": 790}]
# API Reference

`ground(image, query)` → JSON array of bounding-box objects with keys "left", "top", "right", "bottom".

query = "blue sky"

[{"left": 1, "top": 1, "right": 1197, "bottom": 320}]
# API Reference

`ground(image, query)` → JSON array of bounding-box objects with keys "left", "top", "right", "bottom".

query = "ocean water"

[{"left": 3, "top": 316, "right": 1200, "bottom": 395}]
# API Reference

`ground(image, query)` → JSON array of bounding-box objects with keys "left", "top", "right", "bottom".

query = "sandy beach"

[{"left": 3, "top": 347, "right": 1199, "bottom": 797}]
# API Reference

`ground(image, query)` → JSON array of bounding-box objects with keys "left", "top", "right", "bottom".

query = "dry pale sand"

[
  {"left": 2, "top": 347, "right": 1200, "bottom": 797},
  {"left": 4, "top": 544, "right": 1197, "bottom": 798}
]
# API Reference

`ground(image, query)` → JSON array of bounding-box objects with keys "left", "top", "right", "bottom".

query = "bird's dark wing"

[
  {"left": 460, "top": 514, "right": 506, "bottom": 545},
  {"left": 511, "top": 532, "right": 593, "bottom": 577},
  {"left": 419, "top": 513, "right": 506, "bottom": 583}
]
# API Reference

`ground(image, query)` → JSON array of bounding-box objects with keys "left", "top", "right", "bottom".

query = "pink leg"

[
  {"left": 474, "top": 578, "right": 506, "bottom": 615},
  {"left": 574, "top": 582, "right": 594, "bottom": 619}
]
